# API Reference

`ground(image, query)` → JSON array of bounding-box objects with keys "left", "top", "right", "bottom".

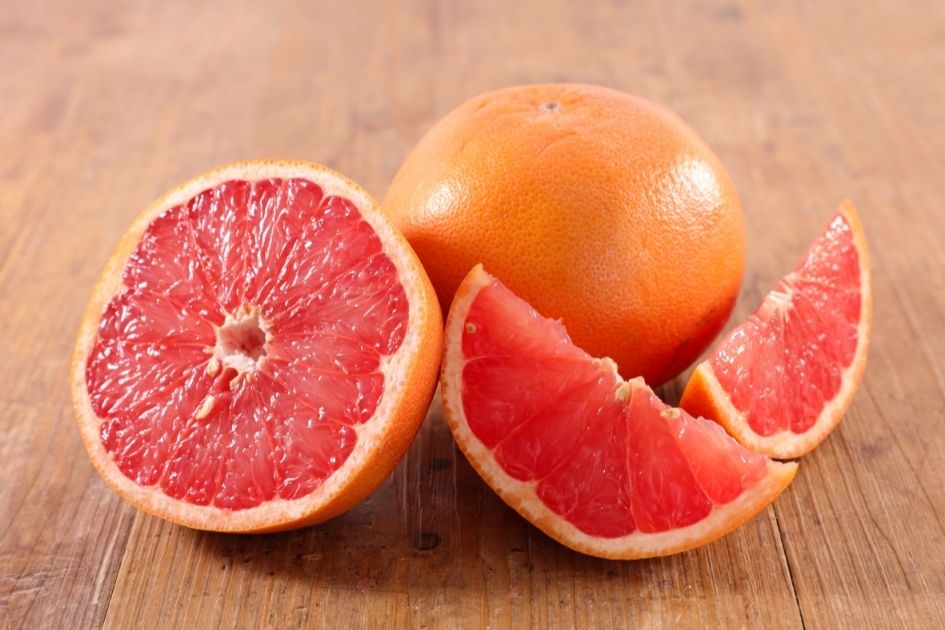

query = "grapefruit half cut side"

[
  {"left": 681, "top": 201, "right": 871, "bottom": 459},
  {"left": 441, "top": 265, "right": 796, "bottom": 559},
  {"left": 71, "top": 160, "right": 442, "bottom": 533}
]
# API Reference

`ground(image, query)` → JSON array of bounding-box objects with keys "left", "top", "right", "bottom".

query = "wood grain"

[{"left": 1, "top": 0, "right": 942, "bottom": 628}]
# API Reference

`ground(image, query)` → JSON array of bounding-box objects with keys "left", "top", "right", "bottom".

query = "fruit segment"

[
  {"left": 443, "top": 265, "right": 796, "bottom": 558},
  {"left": 85, "top": 177, "right": 408, "bottom": 510},
  {"left": 681, "top": 202, "right": 871, "bottom": 459}
]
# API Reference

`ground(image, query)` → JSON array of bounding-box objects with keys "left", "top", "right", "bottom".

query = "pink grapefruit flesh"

[
  {"left": 681, "top": 201, "right": 871, "bottom": 459},
  {"left": 442, "top": 265, "right": 797, "bottom": 559},
  {"left": 72, "top": 161, "right": 442, "bottom": 532}
]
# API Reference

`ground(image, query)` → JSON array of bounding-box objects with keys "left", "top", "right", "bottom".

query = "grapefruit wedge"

[
  {"left": 681, "top": 201, "right": 871, "bottom": 459},
  {"left": 441, "top": 265, "right": 797, "bottom": 559},
  {"left": 71, "top": 160, "right": 442, "bottom": 532}
]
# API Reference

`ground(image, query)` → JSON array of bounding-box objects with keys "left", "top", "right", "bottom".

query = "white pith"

[
  {"left": 760, "top": 273, "right": 796, "bottom": 319},
  {"left": 441, "top": 265, "right": 797, "bottom": 560},
  {"left": 72, "top": 161, "right": 434, "bottom": 531},
  {"left": 211, "top": 304, "right": 271, "bottom": 377}
]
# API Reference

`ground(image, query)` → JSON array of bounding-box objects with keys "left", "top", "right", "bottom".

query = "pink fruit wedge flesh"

[
  {"left": 681, "top": 201, "right": 871, "bottom": 459},
  {"left": 440, "top": 265, "right": 797, "bottom": 559}
]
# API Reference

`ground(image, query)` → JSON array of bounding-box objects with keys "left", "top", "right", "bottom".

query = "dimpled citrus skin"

[{"left": 384, "top": 84, "right": 746, "bottom": 385}]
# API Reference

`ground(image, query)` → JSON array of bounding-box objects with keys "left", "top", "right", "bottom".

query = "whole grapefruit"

[{"left": 384, "top": 84, "right": 745, "bottom": 385}]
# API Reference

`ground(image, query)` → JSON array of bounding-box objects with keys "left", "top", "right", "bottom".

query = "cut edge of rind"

[
  {"left": 441, "top": 264, "right": 797, "bottom": 560},
  {"left": 71, "top": 159, "right": 443, "bottom": 532},
  {"left": 680, "top": 200, "right": 872, "bottom": 460}
]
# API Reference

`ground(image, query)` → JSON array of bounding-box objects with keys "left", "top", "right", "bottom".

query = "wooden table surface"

[{"left": 3, "top": 0, "right": 944, "bottom": 627}]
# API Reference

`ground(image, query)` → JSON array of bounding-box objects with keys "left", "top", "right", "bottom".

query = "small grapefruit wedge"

[
  {"left": 441, "top": 265, "right": 796, "bottom": 559},
  {"left": 681, "top": 201, "right": 871, "bottom": 459},
  {"left": 71, "top": 160, "right": 442, "bottom": 532}
]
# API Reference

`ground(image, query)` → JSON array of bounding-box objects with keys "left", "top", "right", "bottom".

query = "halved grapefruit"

[
  {"left": 681, "top": 201, "right": 871, "bottom": 459},
  {"left": 441, "top": 265, "right": 797, "bottom": 559},
  {"left": 71, "top": 160, "right": 442, "bottom": 532}
]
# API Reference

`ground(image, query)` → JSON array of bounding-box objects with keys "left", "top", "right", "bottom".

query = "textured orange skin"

[
  {"left": 384, "top": 84, "right": 746, "bottom": 385},
  {"left": 71, "top": 160, "right": 443, "bottom": 533},
  {"left": 680, "top": 201, "right": 871, "bottom": 459}
]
